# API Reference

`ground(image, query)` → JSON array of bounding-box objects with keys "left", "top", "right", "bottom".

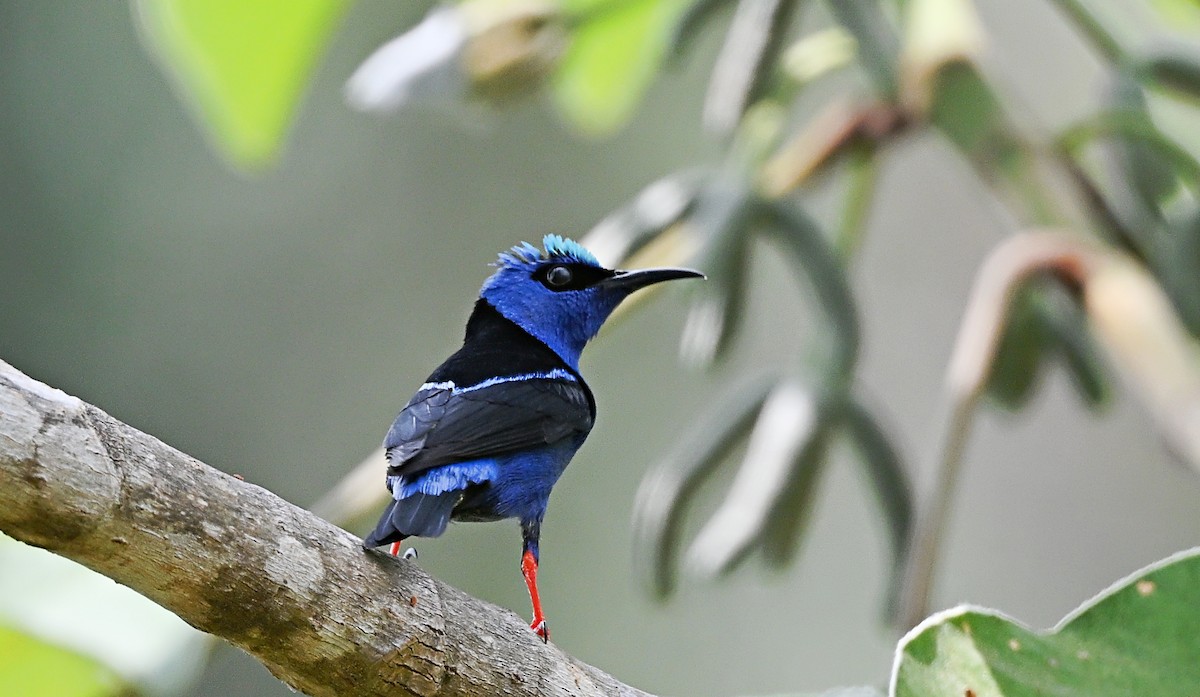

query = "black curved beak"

[{"left": 600, "top": 267, "right": 705, "bottom": 293}]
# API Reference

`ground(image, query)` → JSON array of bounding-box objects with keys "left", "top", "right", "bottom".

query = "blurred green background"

[{"left": 2, "top": 1, "right": 1199, "bottom": 695}]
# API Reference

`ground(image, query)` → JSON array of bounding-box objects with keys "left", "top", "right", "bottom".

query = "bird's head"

[{"left": 480, "top": 234, "right": 703, "bottom": 368}]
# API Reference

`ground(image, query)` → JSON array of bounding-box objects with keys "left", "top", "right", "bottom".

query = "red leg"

[
  {"left": 389, "top": 541, "right": 402, "bottom": 557},
  {"left": 521, "top": 549, "right": 549, "bottom": 642}
]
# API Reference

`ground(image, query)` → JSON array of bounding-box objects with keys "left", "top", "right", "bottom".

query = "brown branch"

[{"left": 0, "top": 359, "right": 653, "bottom": 697}]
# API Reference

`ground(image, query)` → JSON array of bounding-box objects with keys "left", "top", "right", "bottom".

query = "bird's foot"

[
  {"left": 530, "top": 617, "right": 549, "bottom": 643},
  {"left": 388, "top": 542, "right": 418, "bottom": 560}
]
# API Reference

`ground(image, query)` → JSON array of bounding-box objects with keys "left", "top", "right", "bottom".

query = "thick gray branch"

[{"left": 0, "top": 360, "right": 653, "bottom": 697}]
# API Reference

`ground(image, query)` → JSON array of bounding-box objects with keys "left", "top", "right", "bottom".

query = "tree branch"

[{"left": 0, "top": 359, "right": 653, "bottom": 697}]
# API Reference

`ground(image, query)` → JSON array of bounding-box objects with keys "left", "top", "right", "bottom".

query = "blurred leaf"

[
  {"left": 900, "top": 1, "right": 1048, "bottom": 223},
  {"left": 984, "top": 284, "right": 1051, "bottom": 411},
  {"left": 759, "top": 98, "right": 859, "bottom": 197},
  {"left": 679, "top": 248, "right": 747, "bottom": 366},
  {"left": 345, "top": 6, "right": 470, "bottom": 113},
  {"left": 927, "top": 65, "right": 1009, "bottom": 170},
  {"left": 1149, "top": 0, "right": 1200, "bottom": 33},
  {"left": 583, "top": 169, "right": 709, "bottom": 266},
  {"left": 779, "top": 27, "right": 858, "bottom": 87},
  {"left": 633, "top": 375, "right": 777, "bottom": 598},
  {"left": 1141, "top": 47, "right": 1200, "bottom": 104},
  {"left": 346, "top": 1, "right": 567, "bottom": 116},
  {"left": 757, "top": 408, "right": 830, "bottom": 568},
  {"left": 1045, "top": 0, "right": 1123, "bottom": 63},
  {"left": 0, "top": 626, "right": 125, "bottom": 697},
  {"left": 1059, "top": 109, "right": 1200, "bottom": 198},
  {"left": 678, "top": 176, "right": 756, "bottom": 366},
  {"left": 986, "top": 278, "right": 1111, "bottom": 411},
  {"left": 893, "top": 547, "right": 1200, "bottom": 696},
  {"left": 900, "top": 0, "right": 985, "bottom": 113},
  {"left": 1170, "top": 202, "right": 1200, "bottom": 311},
  {"left": 759, "top": 100, "right": 901, "bottom": 200},
  {"left": 759, "top": 201, "right": 860, "bottom": 383},
  {"left": 1109, "top": 73, "right": 1183, "bottom": 218},
  {"left": 835, "top": 141, "right": 881, "bottom": 259},
  {"left": 1040, "top": 285, "right": 1111, "bottom": 409},
  {"left": 1058, "top": 103, "right": 1200, "bottom": 334},
  {"left": 759, "top": 99, "right": 903, "bottom": 202},
  {"left": 822, "top": 0, "right": 900, "bottom": 96},
  {"left": 0, "top": 534, "right": 211, "bottom": 697},
  {"left": 955, "top": 252, "right": 1110, "bottom": 412},
  {"left": 703, "top": 0, "right": 801, "bottom": 134},
  {"left": 668, "top": 0, "right": 734, "bottom": 62},
  {"left": 896, "top": 234, "right": 1099, "bottom": 629},
  {"left": 553, "top": 0, "right": 689, "bottom": 134},
  {"left": 1105, "top": 80, "right": 1200, "bottom": 335},
  {"left": 840, "top": 397, "right": 912, "bottom": 620},
  {"left": 463, "top": 0, "right": 568, "bottom": 102},
  {"left": 927, "top": 63, "right": 1058, "bottom": 224},
  {"left": 685, "top": 380, "right": 821, "bottom": 577},
  {"left": 1084, "top": 254, "right": 1200, "bottom": 472},
  {"left": 1072, "top": 79, "right": 1200, "bottom": 334},
  {"left": 136, "top": 0, "right": 349, "bottom": 169}
]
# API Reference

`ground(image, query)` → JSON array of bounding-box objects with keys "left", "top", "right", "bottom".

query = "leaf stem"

[
  {"left": 895, "top": 395, "right": 980, "bottom": 630},
  {"left": 835, "top": 143, "right": 880, "bottom": 260}
]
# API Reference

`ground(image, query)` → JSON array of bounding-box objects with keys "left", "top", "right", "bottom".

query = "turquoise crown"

[{"left": 496, "top": 234, "right": 600, "bottom": 269}]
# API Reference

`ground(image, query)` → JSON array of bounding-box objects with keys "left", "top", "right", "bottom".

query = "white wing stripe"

[{"left": 419, "top": 369, "right": 575, "bottom": 395}]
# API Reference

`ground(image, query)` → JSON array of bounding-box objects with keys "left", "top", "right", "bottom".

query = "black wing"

[{"left": 384, "top": 377, "right": 594, "bottom": 478}]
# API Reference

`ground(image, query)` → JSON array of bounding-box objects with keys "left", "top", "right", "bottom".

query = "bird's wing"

[{"left": 384, "top": 377, "right": 593, "bottom": 478}]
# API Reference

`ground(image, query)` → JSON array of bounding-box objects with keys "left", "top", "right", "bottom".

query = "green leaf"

[
  {"left": 927, "top": 63, "right": 1059, "bottom": 225},
  {"left": 985, "top": 280, "right": 1111, "bottom": 413},
  {"left": 823, "top": 0, "right": 900, "bottom": 97},
  {"left": 893, "top": 548, "right": 1200, "bottom": 696},
  {"left": 984, "top": 284, "right": 1049, "bottom": 411},
  {"left": 678, "top": 174, "right": 756, "bottom": 367},
  {"left": 0, "top": 626, "right": 124, "bottom": 697},
  {"left": 632, "top": 374, "right": 776, "bottom": 598},
  {"left": 667, "top": 0, "right": 734, "bottom": 63},
  {"left": 758, "top": 201, "right": 861, "bottom": 383},
  {"left": 1141, "top": 49, "right": 1200, "bottom": 104},
  {"left": 702, "top": 0, "right": 801, "bottom": 134},
  {"left": 553, "top": 0, "right": 688, "bottom": 135},
  {"left": 840, "top": 397, "right": 913, "bottom": 621},
  {"left": 757, "top": 407, "right": 830, "bottom": 569},
  {"left": 1110, "top": 73, "right": 1183, "bottom": 217},
  {"left": 1040, "top": 287, "right": 1111, "bottom": 409},
  {"left": 685, "top": 380, "right": 824, "bottom": 577},
  {"left": 1149, "top": 0, "right": 1200, "bottom": 34},
  {"left": 136, "top": 0, "right": 350, "bottom": 169}
]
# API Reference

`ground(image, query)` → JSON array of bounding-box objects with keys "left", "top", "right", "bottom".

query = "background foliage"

[{"left": 2, "top": 0, "right": 1200, "bottom": 695}]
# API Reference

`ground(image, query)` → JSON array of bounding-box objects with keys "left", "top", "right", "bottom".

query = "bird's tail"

[{"left": 363, "top": 491, "right": 459, "bottom": 548}]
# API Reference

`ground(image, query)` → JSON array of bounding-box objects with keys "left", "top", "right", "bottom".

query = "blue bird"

[{"left": 364, "top": 235, "right": 702, "bottom": 640}]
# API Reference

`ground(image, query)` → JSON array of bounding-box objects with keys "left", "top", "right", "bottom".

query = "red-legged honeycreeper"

[{"left": 363, "top": 235, "right": 703, "bottom": 641}]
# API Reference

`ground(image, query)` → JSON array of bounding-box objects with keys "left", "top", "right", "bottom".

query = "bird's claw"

[{"left": 530, "top": 618, "right": 549, "bottom": 643}]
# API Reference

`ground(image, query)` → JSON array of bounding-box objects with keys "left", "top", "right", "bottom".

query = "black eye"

[{"left": 545, "top": 265, "right": 573, "bottom": 287}]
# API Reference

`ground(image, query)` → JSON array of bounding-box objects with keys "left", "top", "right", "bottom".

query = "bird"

[{"left": 363, "top": 234, "right": 702, "bottom": 641}]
